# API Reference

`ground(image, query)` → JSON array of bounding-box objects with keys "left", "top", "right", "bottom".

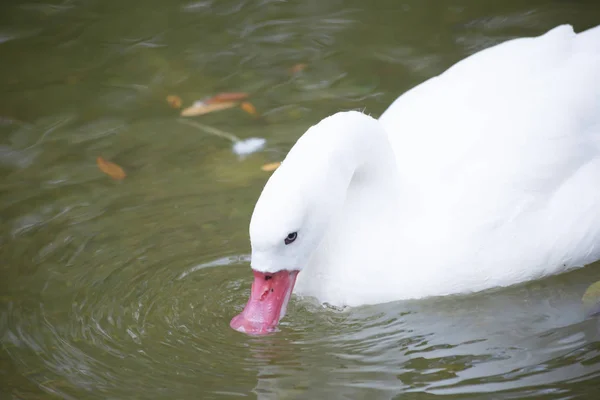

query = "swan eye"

[{"left": 284, "top": 232, "right": 298, "bottom": 245}]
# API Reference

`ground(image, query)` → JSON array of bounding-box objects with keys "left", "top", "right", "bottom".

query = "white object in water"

[{"left": 232, "top": 137, "right": 266, "bottom": 156}]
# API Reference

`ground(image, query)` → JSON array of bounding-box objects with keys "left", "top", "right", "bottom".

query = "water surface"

[{"left": 2, "top": 0, "right": 600, "bottom": 398}]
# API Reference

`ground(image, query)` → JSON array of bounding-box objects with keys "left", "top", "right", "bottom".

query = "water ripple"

[{"left": 2, "top": 0, "right": 600, "bottom": 399}]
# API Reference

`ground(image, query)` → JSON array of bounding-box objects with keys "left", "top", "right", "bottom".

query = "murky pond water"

[{"left": 2, "top": 0, "right": 600, "bottom": 398}]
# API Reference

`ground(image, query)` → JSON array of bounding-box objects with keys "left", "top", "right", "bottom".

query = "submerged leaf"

[
  {"left": 96, "top": 156, "right": 126, "bottom": 180},
  {"left": 261, "top": 162, "right": 281, "bottom": 172},
  {"left": 66, "top": 75, "right": 80, "bottom": 85},
  {"left": 240, "top": 101, "right": 258, "bottom": 116},
  {"left": 290, "top": 63, "right": 307, "bottom": 74},
  {"left": 166, "top": 95, "right": 182, "bottom": 109},
  {"left": 180, "top": 101, "right": 236, "bottom": 117},
  {"left": 206, "top": 92, "right": 249, "bottom": 104}
]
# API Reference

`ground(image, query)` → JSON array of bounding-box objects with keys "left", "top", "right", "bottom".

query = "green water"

[{"left": 1, "top": 0, "right": 600, "bottom": 398}]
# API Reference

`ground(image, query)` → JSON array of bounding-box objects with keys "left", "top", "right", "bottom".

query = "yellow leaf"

[
  {"left": 166, "top": 95, "right": 182, "bottom": 109},
  {"left": 583, "top": 280, "right": 600, "bottom": 316},
  {"left": 583, "top": 281, "right": 600, "bottom": 305},
  {"left": 180, "top": 101, "right": 237, "bottom": 117},
  {"left": 261, "top": 162, "right": 281, "bottom": 172},
  {"left": 240, "top": 101, "right": 258, "bottom": 116},
  {"left": 97, "top": 156, "right": 126, "bottom": 180}
]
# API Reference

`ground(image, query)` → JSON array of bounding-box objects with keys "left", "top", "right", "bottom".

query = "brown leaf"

[
  {"left": 180, "top": 101, "right": 237, "bottom": 117},
  {"left": 240, "top": 101, "right": 258, "bottom": 116},
  {"left": 97, "top": 156, "right": 126, "bottom": 180},
  {"left": 290, "top": 63, "right": 307, "bottom": 74},
  {"left": 66, "top": 75, "right": 80, "bottom": 85},
  {"left": 261, "top": 162, "right": 281, "bottom": 172},
  {"left": 166, "top": 95, "right": 182, "bottom": 109},
  {"left": 205, "top": 92, "right": 249, "bottom": 104}
]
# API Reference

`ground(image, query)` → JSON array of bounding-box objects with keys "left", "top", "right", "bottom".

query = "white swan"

[{"left": 231, "top": 24, "right": 600, "bottom": 335}]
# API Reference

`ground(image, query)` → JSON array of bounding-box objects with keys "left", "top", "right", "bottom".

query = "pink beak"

[{"left": 230, "top": 270, "right": 299, "bottom": 335}]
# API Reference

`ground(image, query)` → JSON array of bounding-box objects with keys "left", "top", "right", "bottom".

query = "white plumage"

[{"left": 249, "top": 25, "right": 600, "bottom": 307}]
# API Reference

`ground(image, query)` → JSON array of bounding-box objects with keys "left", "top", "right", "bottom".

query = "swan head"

[{"left": 230, "top": 112, "right": 364, "bottom": 335}]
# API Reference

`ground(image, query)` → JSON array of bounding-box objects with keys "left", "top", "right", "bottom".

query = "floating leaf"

[
  {"left": 261, "top": 162, "right": 281, "bottom": 172},
  {"left": 240, "top": 101, "right": 258, "bottom": 116},
  {"left": 290, "top": 63, "right": 307, "bottom": 74},
  {"left": 166, "top": 95, "right": 182, "bottom": 109},
  {"left": 583, "top": 280, "right": 600, "bottom": 317},
  {"left": 180, "top": 101, "right": 237, "bottom": 117},
  {"left": 97, "top": 156, "right": 126, "bottom": 180},
  {"left": 205, "top": 92, "right": 249, "bottom": 104}
]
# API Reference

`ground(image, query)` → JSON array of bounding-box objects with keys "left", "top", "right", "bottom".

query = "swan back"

[{"left": 375, "top": 25, "right": 600, "bottom": 298}]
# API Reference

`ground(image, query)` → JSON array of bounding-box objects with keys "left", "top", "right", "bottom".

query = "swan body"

[{"left": 231, "top": 25, "right": 600, "bottom": 334}]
